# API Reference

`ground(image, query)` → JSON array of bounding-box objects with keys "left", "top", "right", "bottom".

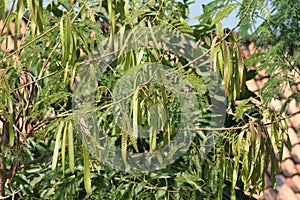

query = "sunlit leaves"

[
  {"left": 209, "top": 25, "right": 246, "bottom": 104},
  {"left": 14, "top": 0, "right": 25, "bottom": 50},
  {"left": 51, "top": 120, "right": 76, "bottom": 174},
  {"left": 60, "top": 14, "right": 71, "bottom": 68},
  {"left": 1, "top": 0, "right": 292, "bottom": 199},
  {"left": 52, "top": 121, "right": 64, "bottom": 171},
  {"left": 0, "top": 0, "right": 5, "bottom": 20},
  {"left": 61, "top": 120, "right": 67, "bottom": 174},
  {"left": 83, "top": 144, "right": 92, "bottom": 195},
  {"left": 211, "top": 3, "right": 240, "bottom": 26},
  {"left": 26, "top": 0, "right": 44, "bottom": 35},
  {"left": 132, "top": 89, "right": 140, "bottom": 140},
  {"left": 68, "top": 121, "right": 75, "bottom": 173},
  {"left": 121, "top": 131, "right": 128, "bottom": 165}
]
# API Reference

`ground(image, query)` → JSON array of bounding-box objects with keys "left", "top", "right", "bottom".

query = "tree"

[{"left": 0, "top": 0, "right": 297, "bottom": 199}]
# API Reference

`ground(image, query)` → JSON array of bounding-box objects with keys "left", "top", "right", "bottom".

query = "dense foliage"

[{"left": 0, "top": 0, "right": 299, "bottom": 199}]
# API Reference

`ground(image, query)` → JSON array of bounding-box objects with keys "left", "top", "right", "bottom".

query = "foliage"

[{"left": 0, "top": 0, "right": 298, "bottom": 199}]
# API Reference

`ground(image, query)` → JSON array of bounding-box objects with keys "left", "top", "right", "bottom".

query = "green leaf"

[
  {"left": 61, "top": 121, "right": 67, "bottom": 175},
  {"left": 132, "top": 88, "right": 139, "bottom": 140},
  {"left": 68, "top": 121, "right": 75, "bottom": 173},
  {"left": 211, "top": 3, "right": 240, "bottom": 26},
  {"left": 216, "top": 23, "right": 223, "bottom": 37},
  {"left": 83, "top": 144, "right": 92, "bottom": 195},
  {"left": 60, "top": 14, "right": 71, "bottom": 68},
  {"left": 222, "top": 41, "right": 229, "bottom": 96},
  {"left": 26, "top": 0, "right": 36, "bottom": 35},
  {"left": 204, "top": 35, "right": 211, "bottom": 46},
  {"left": 36, "top": 0, "right": 44, "bottom": 33},
  {"left": 236, "top": 47, "right": 244, "bottom": 92},
  {"left": 210, "top": 36, "right": 219, "bottom": 71},
  {"left": 156, "top": 187, "right": 167, "bottom": 198},
  {"left": 52, "top": 121, "right": 64, "bottom": 171},
  {"left": 9, "top": 113, "right": 14, "bottom": 147},
  {"left": 121, "top": 131, "right": 128, "bottom": 165},
  {"left": 0, "top": 0, "right": 5, "bottom": 20},
  {"left": 149, "top": 105, "right": 158, "bottom": 153},
  {"left": 135, "top": 182, "right": 146, "bottom": 194},
  {"left": 15, "top": 0, "right": 25, "bottom": 50},
  {"left": 107, "top": 0, "right": 115, "bottom": 34},
  {"left": 246, "top": 70, "right": 257, "bottom": 81},
  {"left": 128, "top": 133, "right": 139, "bottom": 153},
  {"left": 124, "top": 0, "right": 129, "bottom": 16},
  {"left": 217, "top": 150, "right": 226, "bottom": 199}
]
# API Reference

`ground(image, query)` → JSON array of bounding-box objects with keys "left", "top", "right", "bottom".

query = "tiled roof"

[
  {"left": 0, "top": 13, "right": 28, "bottom": 53},
  {"left": 242, "top": 41, "right": 300, "bottom": 200},
  {"left": 1, "top": 15, "right": 300, "bottom": 200}
]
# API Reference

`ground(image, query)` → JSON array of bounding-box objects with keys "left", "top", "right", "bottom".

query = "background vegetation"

[{"left": 0, "top": 0, "right": 299, "bottom": 199}]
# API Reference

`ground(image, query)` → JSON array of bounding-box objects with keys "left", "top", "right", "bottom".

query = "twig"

[
  {"left": 0, "top": 25, "right": 59, "bottom": 64},
  {"left": 184, "top": 110, "right": 300, "bottom": 132},
  {"left": 190, "top": 125, "right": 248, "bottom": 131},
  {"left": 14, "top": 71, "right": 59, "bottom": 92},
  {"left": 264, "top": 110, "right": 300, "bottom": 126},
  {"left": 17, "top": 152, "right": 52, "bottom": 171}
]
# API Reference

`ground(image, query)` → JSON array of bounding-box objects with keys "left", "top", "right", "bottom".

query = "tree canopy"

[{"left": 0, "top": 0, "right": 299, "bottom": 199}]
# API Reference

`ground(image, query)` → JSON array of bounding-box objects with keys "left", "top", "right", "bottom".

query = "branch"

[
  {"left": 17, "top": 152, "right": 52, "bottom": 171},
  {"left": 184, "top": 110, "right": 300, "bottom": 132},
  {"left": 0, "top": 24, "right": 59, "bottom": 64}
]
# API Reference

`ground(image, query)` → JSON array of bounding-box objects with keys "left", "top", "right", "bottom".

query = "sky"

[{"left": 188, "top": 0, "right": 239, "bottom": 28}]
